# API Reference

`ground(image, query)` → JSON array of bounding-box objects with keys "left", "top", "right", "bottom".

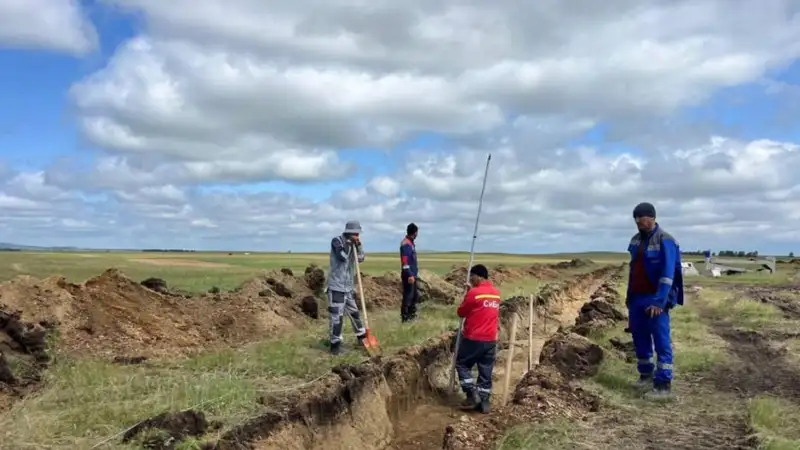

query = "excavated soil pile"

[
  {"left": 538, "top": 331, "right": 605, "bottom": 378},
  {"left": 442, "top": 272, "right": 625, "bottom": 450},
  {"left": 443, "top": 264, "right": 559, "bottom": 288},
  {"left": 0, "top": 308, "right": 52, "bottom": 410},
  {"left": 573, "top": 299, "right": 626, "bottom": 336},
  {"left": 591, "top": 282, "right": 622, "bottom": 304},
  {"left": 553, "top": 258, "right": 594, "bottom": 270},
  {"left": 0, "top": 269, "right": 318, "bottom": 360},
  {"left": 122, "top": 410, "right": 219, "bottom": 450},
  {"left": 189, "top": 333, "right": 457, "bottom": 450},
  {"left": 497, "top": 266, "right": 621, "bottom": 342},
  {"left": 442, "top": 333, "right": 605, "bottom": 450},
  {"left": 743, "top": 286, "right": 800, "bottom": 319},
  {"left": 304, "top": 264, "right": 326, "bottom": 294},
  {"left": 356, "top": 272, "right": 401, "bottom": 309}
]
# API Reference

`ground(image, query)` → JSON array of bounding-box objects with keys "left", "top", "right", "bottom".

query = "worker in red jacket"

[{"left": 455, "top": 264, "right": 501, "bottom": 414}]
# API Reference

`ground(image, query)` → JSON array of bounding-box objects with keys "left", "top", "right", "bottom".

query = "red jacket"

[{"left": 457, "top": 281, "right": 502, "bottom": 342}]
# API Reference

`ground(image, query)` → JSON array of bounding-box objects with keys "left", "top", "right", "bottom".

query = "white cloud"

[
  {"left": 4, "top": 0, "right": 800, "bottom": 253},
  {"left": 0, "top": 0, "right": 97, "bottom": 55}
]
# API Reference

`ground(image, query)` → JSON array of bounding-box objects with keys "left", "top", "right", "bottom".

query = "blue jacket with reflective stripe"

[{"left": 626, "top": 224, "right": 684, "bottom": 309}]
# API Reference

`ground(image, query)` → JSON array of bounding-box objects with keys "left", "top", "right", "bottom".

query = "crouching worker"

[
  {"left": 327, "top": 220, "right": 367, "bottom": 355},
  {"left": 626, "top": 202, "right": 684, "bottom": 399},
  {"left": 455, "top": 264, "right": 501, "bottom": 414}
]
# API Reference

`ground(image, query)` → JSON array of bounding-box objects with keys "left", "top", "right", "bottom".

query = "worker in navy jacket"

[
  {"left": 626, "top": 202, "right": 684, "bottom": 399},
  {"left": 400, "top": 223, "right": 420, "bottom": 322}
]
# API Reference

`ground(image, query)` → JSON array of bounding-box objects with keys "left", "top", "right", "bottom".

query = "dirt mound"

[
  {"left": 122, "top": 410, "right": 216, "bottom": 449},
  {"left": 140, "top": 277, "right": 170, "bottom": 294},
  {"left": 358, "top": 270, "right": 463, "bottom": 309},
  {"left": 553, "top": 258, "right": 594, "bottom": 269},
  {"left": 745, "top": 287, "right": 800, "bottom": 319},
  {"left": 526, "top": 264, "right": 561, "bottom": 279},
  {"left": 510, "top": 364, "right": 601, "bottom": 419},
  {"left": 538, "top": 331, "right": 605, "bottom": 378},
  {"left": 0, "top": 307, "right": 52, "bottom": 410},
  {"left": 443, "top": 264, "right": 528, "bottom": 286},
  {"left": 591, "top": 282, "right": 622, "bottom": 303},
  {"left": 609, "top": 337, "right": 636, "bottom": 362},
  {"left": 573, "top": 298, "right": 626, "bottom": 336},
  {"left": 442, "top": 345, "right": 603, "bottom": 450},
  {"left": 303, "top": 264, "right": 326, "bottom": 294},
  {"left": 0, "top": 269, "right": 316, "bottom": 360},
  {"left": 418, "top": 270, "right": 462, "bottom": 304}
]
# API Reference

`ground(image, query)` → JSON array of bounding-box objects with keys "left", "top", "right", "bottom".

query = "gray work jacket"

[{"left": 327, "top": 235, "right": 365, "bottom": 292}]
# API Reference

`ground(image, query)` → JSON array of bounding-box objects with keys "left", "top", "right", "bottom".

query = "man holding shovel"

[{"left": 326, "top": 220, "right": 367, "bottom": 355}]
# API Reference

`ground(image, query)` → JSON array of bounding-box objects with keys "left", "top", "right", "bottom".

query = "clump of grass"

[
  {"left": 700, "top": 289, "right": 797, "bottom": 334},
  {"left": 749, "top": 396, "right": 800, "bottom": 450},
  {"left": 495, "top": 420, "right": 583, "bottom": 450}
]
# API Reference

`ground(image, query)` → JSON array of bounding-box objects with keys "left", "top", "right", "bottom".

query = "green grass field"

[{"left": 0, "top": 251, "right": 629, "bottom": 292}]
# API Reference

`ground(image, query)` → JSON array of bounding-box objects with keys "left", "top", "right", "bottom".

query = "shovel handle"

[{"left": 354, "top": 253, "right": 369, "bottom": 328}]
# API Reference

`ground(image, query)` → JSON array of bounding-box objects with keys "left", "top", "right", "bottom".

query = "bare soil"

[
  {"left": 130, "top": 258, "right": 235, "bottom": 268},
  {"left": 744, "top": 286, "right": 800, "bottom": 319}
]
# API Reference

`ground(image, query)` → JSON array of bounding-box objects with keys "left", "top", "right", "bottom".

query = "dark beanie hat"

[
  {"left": 407, "top": 223, "right": 418, "bottom": 235},
  {"left": 470, "top": 264, "right": 489, "bottom": 279},
  {"left": 633, "top": 202, "right": 656, "bottom": 218}
]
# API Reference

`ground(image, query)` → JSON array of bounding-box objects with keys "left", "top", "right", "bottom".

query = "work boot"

[
  {"left": 635, "top": 373, "right": 654, "bottom": 389},
  {"left": 644, "top": 381, "right": 674, "bottom": 401},
  {"left": 357, "top": 335, "right": 366, "bottom": 347},
  {"left": 329, "top": 341, "right": 342, "bottom": 356},
  {"left": 475, "top": 393, "right": 491, "bottom": 414},
  {"left": 460, "top": 388, "right": 480, "bottom": 409}
]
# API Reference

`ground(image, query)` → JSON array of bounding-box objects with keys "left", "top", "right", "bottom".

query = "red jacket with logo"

[{"left": 457, "top": 281, "right": 502, "bottom": 342}]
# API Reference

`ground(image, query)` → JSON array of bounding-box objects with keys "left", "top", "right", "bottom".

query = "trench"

[{"left": 210, "top": 267, "right": 619, "bottom": 450}]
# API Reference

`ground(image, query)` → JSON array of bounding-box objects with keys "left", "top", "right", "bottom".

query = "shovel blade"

[{"left": 363, "top": 330, "right": 381, "bottom": 355}]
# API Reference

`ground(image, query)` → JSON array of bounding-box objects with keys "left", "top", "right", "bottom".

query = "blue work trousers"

[{"left": 628, "top": 295, "right": 673, "bottom": 384}]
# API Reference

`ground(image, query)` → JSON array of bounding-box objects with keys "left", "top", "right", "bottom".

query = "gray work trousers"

[{"left": 328, "top": 289, "right": 366, "bottom": 344}]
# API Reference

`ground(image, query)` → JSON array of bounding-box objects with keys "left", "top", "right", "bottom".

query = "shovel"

[{"left": 354, "top": 256, "right": 381, "bottom": 356}]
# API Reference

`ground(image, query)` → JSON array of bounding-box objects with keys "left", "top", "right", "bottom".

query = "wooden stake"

[
  {"left": 527, "top": 294, "right": 534, "bottom": 372},
  {"left": 501, "top": 312, "right": 519, "bottom": 406}
]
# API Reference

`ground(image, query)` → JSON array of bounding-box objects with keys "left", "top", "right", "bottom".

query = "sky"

[{"left": 0, "top": 0, "right": 799, "bottom": 254}]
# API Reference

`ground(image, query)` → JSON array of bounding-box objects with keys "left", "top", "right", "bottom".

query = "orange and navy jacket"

[
  {"left": 457, "top": 281, "right": 502, "bottom": 342},
  {"left": 400, "top": 236, "right": 418, "bottom": 278}
]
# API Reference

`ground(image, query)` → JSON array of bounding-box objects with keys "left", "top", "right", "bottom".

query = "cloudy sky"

[{"left": 1, "top": 0, "right": 799, "bottom": 254}]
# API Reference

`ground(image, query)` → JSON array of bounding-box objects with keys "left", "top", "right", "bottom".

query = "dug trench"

[
  {"left": 0, "top": 259, "right": 591, "bottom": 414},
  {"left": 113, "top": 264, "right": 624, "bottom": 450}
]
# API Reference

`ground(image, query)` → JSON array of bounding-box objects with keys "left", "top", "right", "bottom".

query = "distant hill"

[{"left": 0, "top": 242, "right": 80, "bottom": 251}]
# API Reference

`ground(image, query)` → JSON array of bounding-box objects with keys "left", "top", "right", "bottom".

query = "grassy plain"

[
  {"left": 0, "top": 250, "right": 610, "bottom": 449},
  {"left": 2, "top": 251, "right": 798, "bottom": 449},
  {"left": 0, "top": 250, "right": 628, "bottom": 292}
]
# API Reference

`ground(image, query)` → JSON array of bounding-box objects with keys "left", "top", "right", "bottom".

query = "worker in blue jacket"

[
  {"left": 400, "top": 223, "right": 420, "bottom": 322},
  {"left": 626, "top": 202, "right": 684, "bottom": 399}
]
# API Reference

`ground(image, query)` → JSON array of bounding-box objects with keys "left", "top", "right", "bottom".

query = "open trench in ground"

[{"left": 196, "top": 264, "right": 624, "bottom": 450}]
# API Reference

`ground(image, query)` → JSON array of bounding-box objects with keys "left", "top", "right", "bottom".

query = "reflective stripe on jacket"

[
  {"left": 457, "top": 281, "right": 502, "bottom": 342},
  {"left": 626, "top": 224, "right": 684, "bottom": 309},
  {"left": 400, "top": 237, "right": 418, "bottom": 278}
]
